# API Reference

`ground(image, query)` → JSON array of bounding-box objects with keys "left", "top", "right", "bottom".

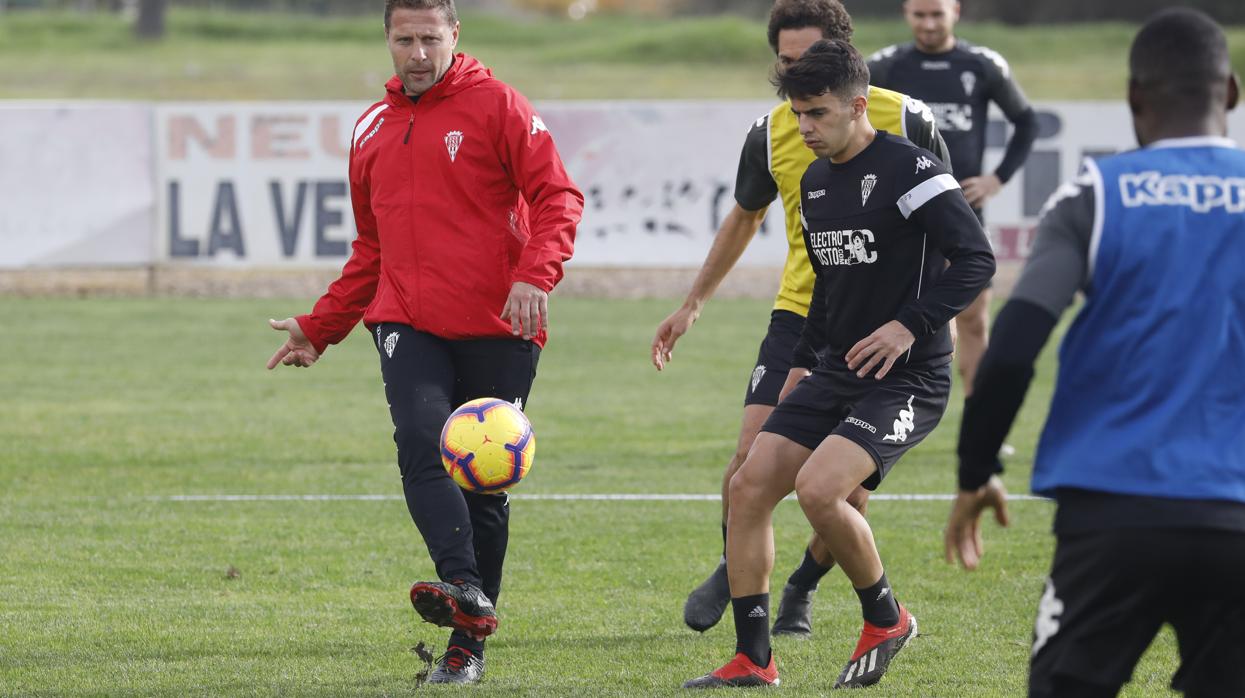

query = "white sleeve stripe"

[
  {"left": 1085, "top": 158, "right": 1105, "bottom": 280},
  {"left": 897, "top": 173, "right": 960, "bottom": 219},
  {"left": 351, "top": 104, "right": 389, "bottom": 150}
]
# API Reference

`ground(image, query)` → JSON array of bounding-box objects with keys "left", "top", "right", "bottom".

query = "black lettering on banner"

[
  {"left": 585, "top": 178, "right": 747, "bottom": 239},
  {"left": 167, "top": 180, "right": 199, "bottom": 258},
  {"left": 271, "top": 180, "right": 308, "bottom": 258},
  {"left": 314, "top": 181, "right": 348, "bottom": 258},
  {"left": 207, "top": 181, "right": 246, "bottom": 257}
]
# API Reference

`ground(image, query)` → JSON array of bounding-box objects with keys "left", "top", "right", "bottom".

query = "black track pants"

[{"left": 374, "top": 323, "right": 539, "bottom": 605}]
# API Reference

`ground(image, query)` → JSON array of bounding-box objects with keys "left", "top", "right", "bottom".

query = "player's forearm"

[
  {"left": 680, "top": 204, "right": 767, "bottom": 310},
  {"left": 994, "top": 107, "right": 1039, "bottom": 184},
  {"left": 896, "top": 246, "right": 995, "bottom": 338},
  {"left": 897, "top": 195, "right": 996, "bottom": 336},
  {"left": 299, "top": 221, "right": 382, "bottom": 353},
  {"left": 957, "top": 299, "right": 1057, "bottom": 489},
  {"left": 514, "top": 192, "right": 582, "bottom": 292}
]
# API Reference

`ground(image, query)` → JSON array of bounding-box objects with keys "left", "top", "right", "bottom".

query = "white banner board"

[
  {"left": 150, "top": 100, "right": 790, "bottom": 268},
  {"left": 539, "top": 101, "right": 789, "bottom": 267},
  {"left": 3, "top": 100, "right": 1243, "bottom": 269},
  {"left": 154, "top": 103, "right": 360, "bottom": 267},
  {"left": 0, "top": 103, "right": 155, "bottom": 268}
]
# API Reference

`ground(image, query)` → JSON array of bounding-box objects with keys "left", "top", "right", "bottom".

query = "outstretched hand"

[
  {"left": 500, "top": 281, "right": 548, "bottom": 341},
  {"left": 266, "top": 318, "right": 320, "bottom": 369},
  {"left": 944, "top": 475, "right": 1011, "bottom": 571},
  {"left": 651, "top": 305, "right": 698, "bottom": 371},
  {"left": 845, "top": 320, "right": 916, "bottom": 380}
]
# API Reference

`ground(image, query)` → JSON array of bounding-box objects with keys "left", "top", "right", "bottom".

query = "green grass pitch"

[{"left": 0, "top": 296, "right": 1182, "bottom": 696}]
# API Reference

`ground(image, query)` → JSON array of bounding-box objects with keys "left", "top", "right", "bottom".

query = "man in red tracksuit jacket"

[{"left": 266, "top": 0, "right": 582, "bottom": 684}]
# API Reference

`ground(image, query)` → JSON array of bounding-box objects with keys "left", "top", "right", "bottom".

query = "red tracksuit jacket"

[{"left": 297, "top": 54, "right": 583, "bottom": 352}]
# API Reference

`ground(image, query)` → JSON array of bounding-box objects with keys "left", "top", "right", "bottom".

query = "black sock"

[
  {"left": 720, "top": 522, "right": 728, "bottom": 558},
  {"left": 786, "top": 547, "right": 833, "bottom": 592},
  {"left": 854, "top": 571, "right": 900, "bottom": 627},
  {"left": 448, "top": 631, "right": 484, "bottom": 658},
  {"left": 731, "top": 593, "right": 771, "bottom": 667}
]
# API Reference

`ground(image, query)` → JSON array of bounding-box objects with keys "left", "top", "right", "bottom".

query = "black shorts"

[
  {"left": 1029, "top": 527, "right": 1245, "bottom": 697},
  {"left": 744, "top": 309, "right": 805, "bottom": 407},
  {"left": 760, "top": 360, "right": 951, "bottom": 490}
]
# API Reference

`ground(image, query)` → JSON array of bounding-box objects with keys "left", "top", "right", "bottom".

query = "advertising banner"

[
  {"left": 157, "top": 100, "right": 1240, "bottom": 268},
  {"left": 0, "top": 102, "right": 155, "bottom": 268},
  {"left": 3, "top": 101, "right": 1241, "bottom": 269},
  {"left": 154, "top": 103, "right": 360, "bottom": 267}
]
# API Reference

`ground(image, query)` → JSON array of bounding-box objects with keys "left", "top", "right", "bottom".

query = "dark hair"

[
  {"left": 385, "top": 0, "right": 458, "bottom": 30},
  {"left": 767, "top": 0, "right": 854, "bottom": 53},
  {"left": 1129, "top": 8, "right": 1230, "bottom": 116},
  {"left": 773, "top": 39, "right": 870, "bottom": 102}
]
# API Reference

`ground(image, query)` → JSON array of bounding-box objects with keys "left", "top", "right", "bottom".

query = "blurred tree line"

[{"left": 6, "top": 0, "right": 1243, "bottom": 35}]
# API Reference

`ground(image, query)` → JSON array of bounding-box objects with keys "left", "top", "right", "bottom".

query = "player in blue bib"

[{"left": 948, "top": 9, "right": 1245, "bottom": 697}]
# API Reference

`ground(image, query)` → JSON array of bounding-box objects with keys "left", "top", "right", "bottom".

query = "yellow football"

[{"left": 439, "top": 398, "right": 536, "bottom": 493}]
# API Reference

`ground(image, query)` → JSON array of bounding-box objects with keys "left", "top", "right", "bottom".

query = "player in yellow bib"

[{"left": 651, "top": 0, "right": 950, "bottom": 638}]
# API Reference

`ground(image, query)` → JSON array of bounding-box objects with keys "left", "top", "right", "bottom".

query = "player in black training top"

[
  {"left": 683, "top": 40, "right": 994, "bottom": 692},
  {"left": 868, "top": 0, "right": 1038, "bottom": 403}
]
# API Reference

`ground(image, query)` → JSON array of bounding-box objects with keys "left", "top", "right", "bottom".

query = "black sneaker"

[
  {"left": 771, "top": 583, "right": 815, "bottom": 637},
  {"left": 683, "top": 560, "right": 731, "bottom": 632},
  {"left": 833, "top": 604, "right": 918, "bottom": 689},
  {"left": 426, "top": 646, "right": 485, "bottom": 685},
  {"left": 409, "top": 580, "right": 498, "bottom": 640}
]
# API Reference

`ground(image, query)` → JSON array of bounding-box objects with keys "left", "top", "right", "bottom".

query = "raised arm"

[
  {"left": 946, "top": 163, "right": 1097, "bottom": 570},
  {"left": 653, "top": 113, "right": 775, "bottom": 370},
  {"left": 273, "top": 147, "right": 382, "bottom": 363}
]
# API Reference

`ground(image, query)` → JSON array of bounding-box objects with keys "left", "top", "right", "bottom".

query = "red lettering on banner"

[
  {"left": 252, "top": 115, "right": 310, "bottom": 160},
  {"left": 319, "top": 115, "right": 350, "bottom": 159},
  {"left": 990, "top": 225, "right": 1039, "bottom": 262},
  {"left": 168, "top": 115, "right": 236, "bottom": 160}
]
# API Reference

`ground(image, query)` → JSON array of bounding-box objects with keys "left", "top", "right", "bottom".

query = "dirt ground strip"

[{"left": 0, "top": 263, "right": 1021, "bottom": 300}]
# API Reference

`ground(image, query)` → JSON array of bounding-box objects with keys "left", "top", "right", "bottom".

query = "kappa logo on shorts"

[
  {"left": 1032, "top": 578, "right": 1064, "bottom": 657},
  {"left": 751, "top": 365, "right": 766, "bottom": 393},
  {"left": 882, "top": 395, "right": 916, "bottom": 443},
  {"left": 513, "top": 397, "right": 524, "bottom": 411},
  {"left": 383, "top": 331, "right": 400, "bottom": 358},
  {"left": 845, "top": 416, "right": 877, "bottom": 434}
]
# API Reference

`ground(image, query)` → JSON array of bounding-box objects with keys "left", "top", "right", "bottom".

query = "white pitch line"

[{"left": 158, "top": 493, "right": 1048, "bottom": 503}]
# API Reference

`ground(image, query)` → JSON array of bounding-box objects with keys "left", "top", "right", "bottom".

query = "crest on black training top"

[{"left": 861, "top": 174, "right": 878, "bottom": 206}]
